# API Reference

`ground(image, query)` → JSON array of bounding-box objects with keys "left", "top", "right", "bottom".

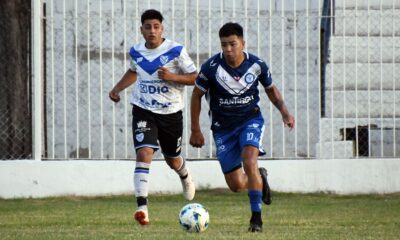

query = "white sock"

[
  {"left": 134, "top": 162, "right": 150, "bottom": 198},
  {"left": 175, "top": 156, "right": 188, "bottom": 178}
]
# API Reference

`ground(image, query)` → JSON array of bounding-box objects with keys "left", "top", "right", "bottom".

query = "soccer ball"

[{"left": 178, "top": 203, "right": 209, "bottom": 233}]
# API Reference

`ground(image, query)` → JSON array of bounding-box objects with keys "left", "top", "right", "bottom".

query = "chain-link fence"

[
  {"left": 41, "top": 0, "right": 322, "bottom": 160},
  {"left": 2, "top": 0, "right": 399, "bottom": 160},
  {"left": 321, "top": 0, "right": 400, "bottom": 158},
  {"left": 0, "top": 1, "right": 32, "bottom": 160}
]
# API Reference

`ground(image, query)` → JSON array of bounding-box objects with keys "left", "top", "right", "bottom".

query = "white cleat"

[
  {"left": 181, "top": 174, "right": 195, "bottom": 201},
  {"left": 134, "top": 208, "right": 149, "bottom": 225}
]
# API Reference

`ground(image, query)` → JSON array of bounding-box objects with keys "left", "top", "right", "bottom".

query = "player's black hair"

[
  {"left": 219, "top": 22, "right": 243, "bottom": 38},
  {"left": 141, "top": 9, "right": 164, "bottom": 24}
]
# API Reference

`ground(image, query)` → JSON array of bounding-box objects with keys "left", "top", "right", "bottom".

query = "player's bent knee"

[{"left": 136, "top": 147, "right": 154, "bottom": 162}]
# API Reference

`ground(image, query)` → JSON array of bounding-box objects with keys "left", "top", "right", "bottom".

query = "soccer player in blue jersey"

[
  {"left": 109, "top": 9, "right": 197, "bottom": 226},
  {"left": 190, "top": 22, "right": 295, "bottom": 232}
]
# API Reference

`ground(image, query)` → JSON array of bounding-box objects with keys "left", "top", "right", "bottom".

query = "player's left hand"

[
  {"left": 158, "top": 66, "right": 174, "bottom": 81},
  {"left": 283, "top": 114, "right": 295, "bottom": 130},
  {"left": 189, "top": 130, "right": 205, "bottom": 148}
]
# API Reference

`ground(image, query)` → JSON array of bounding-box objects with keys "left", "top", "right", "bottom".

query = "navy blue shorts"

[{"left": 213, "top": 115, "right": 266, "bottom": 174}]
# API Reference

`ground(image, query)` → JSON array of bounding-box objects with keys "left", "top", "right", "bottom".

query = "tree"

[{"left": 0, "top": 0, "right": 32, "bottom": 159}]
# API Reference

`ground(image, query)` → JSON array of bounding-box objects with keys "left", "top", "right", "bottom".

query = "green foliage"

[{"left": 0, "top": 190, "right": 399, "bottom": 240}]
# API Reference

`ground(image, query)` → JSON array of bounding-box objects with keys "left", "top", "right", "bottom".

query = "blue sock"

[{"left": 248, "top": 190, "right": 263, "bottom": 212}]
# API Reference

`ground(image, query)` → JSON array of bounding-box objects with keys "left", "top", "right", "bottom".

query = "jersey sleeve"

[
  {"left": 129, "top": 47, "right": 138, "bottom": 72},
  {"left": 195, "top": 63, "right": 210, "bottom": 93},
  {"left": 177, "top": 47, "right": 197, "bottom": 73},
  {"left": 130, "top": 59, "right": 137, "bottom": 72},
  {"left": 258, "top": 61, "right": 273, "bottom": 88}
]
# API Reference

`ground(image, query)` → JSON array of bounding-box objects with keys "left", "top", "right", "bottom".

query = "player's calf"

[{"left": 259, "top": 167, "right": 272, "bottom": 205}]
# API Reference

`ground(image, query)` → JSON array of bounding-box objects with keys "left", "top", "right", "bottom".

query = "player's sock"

[
  {"left": 136, "top": 196, "right": 147, "bottom": 208},
  {"left": 134, "top": 162, "right": 150, "bottom": 202},
  {"left": 174, "top": 157, "right": 195, "bottom": 200},
  {"left": 248, "top": 191, "right": 263, "bottom": 233},
  {"left": 248, "top": 190, "right": 263, "bottom": 213},
  {"left": 134, "top": 162, "right": 150, "bottom": 225},
  {"left": 174, "top": 156, "right": 188, "bottom": 179}
]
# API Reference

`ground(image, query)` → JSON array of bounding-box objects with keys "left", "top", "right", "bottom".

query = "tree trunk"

[{"left": 0, "top": 0, "right": 32, "bottom": 159}]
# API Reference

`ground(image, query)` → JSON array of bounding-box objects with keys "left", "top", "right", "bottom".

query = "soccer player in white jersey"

[
  {"left": 109, "top": 9, "right": 197, "bottom": 226},
  {"left": 190, "top": 22, "right": 295, "bottom": 232}
]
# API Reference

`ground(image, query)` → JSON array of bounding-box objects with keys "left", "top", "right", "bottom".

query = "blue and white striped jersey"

[
  {"left": 195, "top": 52, "right": 273, "bottom": 131},
  {"left": 129, "top": 39, "right": 196, "bottom": 114}
]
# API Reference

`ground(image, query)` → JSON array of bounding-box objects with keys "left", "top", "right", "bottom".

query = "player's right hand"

[
  {"left": 189, "top": 130, "right": 205, "bottom": 148},
  {"left": 109, "top": 90, "right": 120, "bottom": 103}
]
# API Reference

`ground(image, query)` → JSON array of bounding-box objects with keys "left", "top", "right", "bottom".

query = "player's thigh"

[
  {"left": 238, "top": 117, "right": 265, "bottom": 154},
  {"left": 213, "top": 131, "right": 242, "bottom": 174},
  {"left": 157, "top": 110, "right": 183, "bottom": 157},
  {"left": 132, "top": 106, "right": 159, "bottom": 150}
]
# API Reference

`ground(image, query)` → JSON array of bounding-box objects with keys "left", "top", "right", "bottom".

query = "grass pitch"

[{"left": 1, "top": 189, "right": 399, "bottom": 240}]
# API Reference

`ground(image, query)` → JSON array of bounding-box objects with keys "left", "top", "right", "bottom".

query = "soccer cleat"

[
  {"left": 181, "top": 173, "right": 195, "bottom": 201},
  {"left": 134, "top": 208, "right": 149, "bottom": 225},
  {"left": 248, "top": 222, "right": 263, "bottom": 232},
  {"left": 259, "top": 167, "right": 272, "bottom": 205}
]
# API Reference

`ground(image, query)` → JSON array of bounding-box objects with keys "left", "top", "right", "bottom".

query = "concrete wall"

[{"left": 1, "top": 158, "right": 399, "bottom": 199}]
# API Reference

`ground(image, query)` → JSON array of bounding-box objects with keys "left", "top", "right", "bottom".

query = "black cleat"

[
  {"left": 248, "top": 222, "right": 263, "bottom": 232},
  {"left": 259, "top": 167, "right": 272, "bottom": 205}
]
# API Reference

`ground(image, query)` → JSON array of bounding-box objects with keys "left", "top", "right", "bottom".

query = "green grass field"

[{"left": 1, "top": 189, "right": 399, "bottom": 240}]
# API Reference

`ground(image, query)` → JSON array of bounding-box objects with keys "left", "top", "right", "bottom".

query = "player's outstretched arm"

[
  {"left": 109, "top": 69, "right": 137, "bottom": 103},
  {"left": 264, "top": 85, "right": 295, "bottom": 129},
  {"left": 157, "top": 66, "right": 197, "bottom": 85},
  {"left": 190, "top": 87, "right": 205, "bottom": 148}
]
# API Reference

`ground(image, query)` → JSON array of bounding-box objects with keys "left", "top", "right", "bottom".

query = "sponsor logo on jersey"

[
  {"left": 210, "top": 59, "right": 217, "bottom": 67},
  {"left": 198, "top": 72, "right": 208, "bottom": 81},
  {"left": 136, "top": 133, "right": 144, "bottom": 142},
  {"left": 216, "top": 74, "right": 227, "bottom": 82},
  {"left": 139, "top": 97, "right": 171, "bottom": 108},
  {"left": 139, "top": 84, "right": 169, "bottom": 94},
  {"left": 267, "top": 69, "right": 271, "bottom": 78},
  {"left": 219, "top": 95, "right": 254, "bottom": 106}
]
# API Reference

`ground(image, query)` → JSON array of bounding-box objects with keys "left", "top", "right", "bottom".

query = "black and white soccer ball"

[{"left": 178, "top": 203, "right": 209, "bottom": 233}]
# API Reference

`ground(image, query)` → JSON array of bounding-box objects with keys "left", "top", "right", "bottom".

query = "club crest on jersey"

[
  {"left": 136, "top": 133, "right": 144, "bottom": 142},
  {"left": 244, "top": 73, "right": 255, "bottom": 84},
  {"left": 136, "top": 57, "right": 143, "bottom": 63},
  {"left": 160, "top": 55, "right": 169, "bottom": 65}
]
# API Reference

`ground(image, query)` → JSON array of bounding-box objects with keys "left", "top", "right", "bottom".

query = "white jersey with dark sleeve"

[
  {"left": 195, "top": 51, "right": 273, "bottom": 131},
  {"left": 129, "top": 39, "right": 196, "bottom": 114}
]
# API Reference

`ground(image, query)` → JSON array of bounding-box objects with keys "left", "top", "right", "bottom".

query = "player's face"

[
  {"left": 141, "top": 19, "right": 164, "bottom": 49},
  {"left": 220, "top": 35, "right": 245, "bottom": 65}
]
